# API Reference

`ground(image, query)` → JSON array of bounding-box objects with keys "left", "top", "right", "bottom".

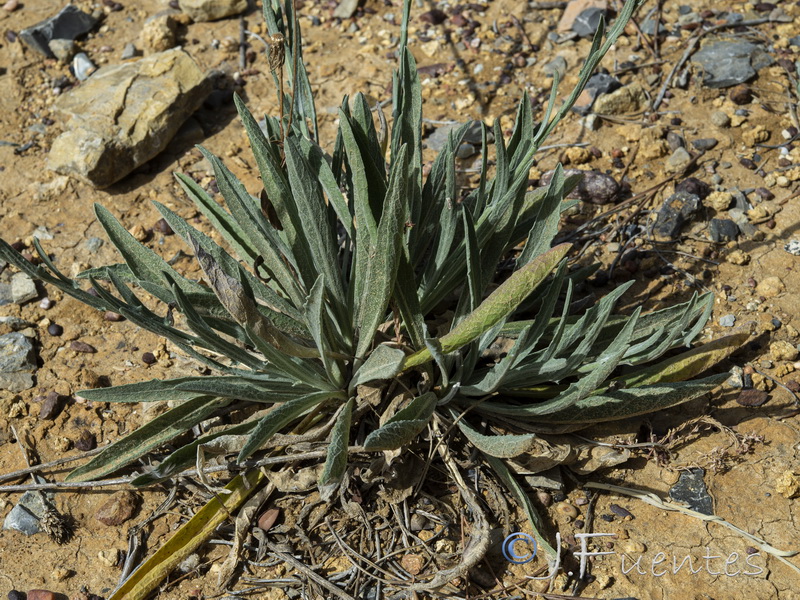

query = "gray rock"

[
  {"left": 10, "top": 273, "right": 37, "bottom": 304},
  {"left": 0, "top": 284, "right": 11, "bottom": 307},
  {"left": 179, "top": 0, "right": 248, "bottom": 22},
  {"left": 85, "top": 237, "right": 104, "bottom": 253},
  {"left": 710, "top": 111, "right": 731, "bottom": 127},
  {"left": 72, "top": 52, "right": 98, "bottom": 81},
  {"left": 48, "top": 38, "right": 76, "bottom": 63},
  {"left": 667, "top": 131, "right": 685, "bottom": 150},
  {"left": 669, "top": 468, "right": 713, "bottom": 515},
  {"left": 572, "top": 7, "right": 606, "bottom": 37},
  {"left": 785, "top": 240, "right": 800, "bottom": 255},
  {"left": 727, "top": 208, "right": 757, "bottom": 238},
  {"left": 31, "top": 225, "right": 53, "bottom": 241},
  {"left": 539, "top": 169, "right": 620, "bottom": 205},
  {"left": 709, "top": 218, "right": 739, "bottom": 242},
  {"left": 3, "top": 491, "right": 52, "bottom": 536},
  {"left": 0, "top": 317, "right": 34, "bottom": 332},
  {"left": 674, "top": 67, "right": 691, "bottom": 89},
  {"left": 678, "top": 12, "right": 701, "bottom": 26},
  {"left": 121, "top": 42, "right": 139, "bottom": 60},
  {"left": 665, "top": 146, "right": 692, "bottom": 173},
  {"left": 29, "top": 123, "right": 47, "bottom": 136},
  {"left": 692, "top": 41, "right": 773, "bottom": 88},
  {"left": 572, "top": 72, "right": 621, "bottom": 115},
  {"left": 652, "top": 191, "right": 700, "bottom": 240},
  {"left": 729, "top": 189, "right": 750, "bottom": 211},
  {"left": 719, "top": 314, "right": 736, "bottom": 327},
  {"left": 0, "top": 331, "right": 37, "bottom": 392},
  {"left": 20, "top": 5, "right": 97, "bottom": 57},
  {"left": 640, "top": 17, "right": 668, "bottom": 35},
  {"left": 691, "top": 137, "right": 718, "bottom": 151},
  {"left": 456, "top": 143, "right": 477, "bottom": 159},
  {"left": 426, "top": 120, "right": 486, "bottom": 152},
  {"left": 48, "top": 48, "right": 211, "bottom": 188},
  {"left": 542, "top": 55, "right": 567, "bottom": 79}
]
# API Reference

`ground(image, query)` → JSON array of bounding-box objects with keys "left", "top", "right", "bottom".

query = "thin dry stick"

[
  {"left": 0, "top": 445, "right": 104, "bottom": 484},
  {"left": 239, "top": 15, "right": 247, "bottom": 70},
  {"left": 0, "top": 446, "right": 367, "bottom": 493}
]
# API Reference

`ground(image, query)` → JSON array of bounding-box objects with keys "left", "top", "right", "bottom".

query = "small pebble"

[
  {"left": 622, "top": 541, "right": 647, "bottom": 554},
  {"left": 691, "top": 137, "right": 718, "bottom": 151},
  {"left": 94, "top": 491, "right": 139, "bottom": 526},
  {"left": 3, "top": 0, "right": 19, "bottom": 12},
  {"left": 737, "top": 389, "right": 770, "bottom": 407},
  {"left": 121, "top": 42, "right": 138, "bottom": 59},
  {"left": 142, "top": 352, "right": 156, "bottom": 365},
  {"left": 39, "top": 298, "right": 53, "bottom": 310},
  {"left": 675, "top": 176, "right": 710, "bottom": 199},
  {"left": 729, "top": 84, "right": 753, "bottom": 105},
  {"left": 710, "top": 111, "right": 731, "bottom": 128},
  {"left": 70, "top": 341, "right": 97, "bottom": 353},
  {"left": 74, "top": 429, "right": 97, "bottom": 451},
  {"left": 47, "top": 323, "right": 63, "bottom": 336},
  {"left": 609, "top": 503, "right": 634, "bottom": 519},
  {"left": 719, "top": 314, "right": 736, "bottom": 327},
  {"left": 739, "top": 158, "right": 757, "bottom": 170},
  {"left": 104, "top": 311, "right": 124, "bottom": 322},
  {"left": 409, "top": 513, "right": 429, "bottom": 531},
  {"left": 419, "top": 9, "right": 447, "bottom": 24},
  {"left": 153, "top": 218, "right": 173, "bottom": 235},
  {"left": 754, "top": 187, "right": 774, "bottom": 201},
  {"left": 401, "top": 553, "right": 424, "bottom": 576},
  {"left": 26, "top": 591, "right": 56, "bottom": 600},
  {"left": 39, "top": 392, "right": 64, "bottom": 420},
  {"left": 8, "top": 591, "right": 25, "bottom": 600},
  {"left": 555, "top": 502, "right": 579, "bottom": 519},
  {"left": 257, "top": 508, "right": 280, "bottom": 532}
]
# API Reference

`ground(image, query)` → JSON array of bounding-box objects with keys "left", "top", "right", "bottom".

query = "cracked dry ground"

[{"left": 2, "top": 0, "right": 800, "bottom": 599}]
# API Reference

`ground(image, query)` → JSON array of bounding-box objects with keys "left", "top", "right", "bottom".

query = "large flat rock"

[{"left": 48, "top": 48, "right": 211, "bottom": 188}]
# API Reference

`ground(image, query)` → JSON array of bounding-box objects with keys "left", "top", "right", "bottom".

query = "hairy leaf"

[
  {"left": 67, "top": 397, "right": 229, "bottom": 482},
  {"left": 363, "top": 392, "right": 437, "bottom": 451},
  {"left": 237, "top": 391, "right": 342, "bottom": 461},
  {"left": 456, "top": 415, "right": 538, "bottom": 458},
  {"left": 350, "top": 344, "right": 405, "bottom": 391},
  {"left": 318, "top": 397, "right": 354, "bottom": 501}
]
